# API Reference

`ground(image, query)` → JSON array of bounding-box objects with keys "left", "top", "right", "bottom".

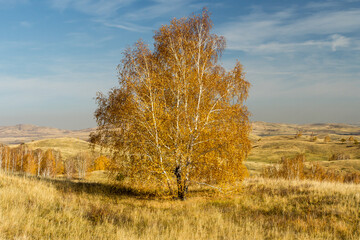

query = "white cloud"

[
  {"left": 124, "top": 0, "right": 196, "bottom": 21},
  {"left": 219, "top": 8, "right": 360, "bottom": 53},
  {"left": 101, "top": 21, "right": 153, "bottom": 32},
  {"left": 50, "top": 0, "right": 133, "bottom": 16},
  {"left": 331, "top": 34, "right": 350, "bottom": 51},
  {"left": 305, "top": 1, "right": 341, "bottom": 9},
  {"left": 246, "top": 35, "right": 351, "bottom": 53},
  {"left": 50, "top": 0, "right": 202, "bottom": 32},
  {"left": 65, "top": 32, "right": 113, "bottom": 47}
]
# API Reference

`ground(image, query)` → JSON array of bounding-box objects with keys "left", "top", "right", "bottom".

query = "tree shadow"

[{"left": 25, "top": 175, "right": 151, "bottom": 198}]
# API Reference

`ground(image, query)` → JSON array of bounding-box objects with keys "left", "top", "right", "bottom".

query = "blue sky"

[{"left": 0, "top": 0, "right": 359, "bottom": 129}]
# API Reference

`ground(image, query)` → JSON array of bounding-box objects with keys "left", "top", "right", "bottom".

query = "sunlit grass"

[
  {"left": 24, "top": 137, "right": 103, "bottom": 159},
  {"left": 1, "top": 173, "right": 359, "bottom": 239},
  {"left": 248, "top": 135, "right": 360, "bottom": 175}
]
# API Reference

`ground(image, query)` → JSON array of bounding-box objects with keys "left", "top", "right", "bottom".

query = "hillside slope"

[
  {"left": 24, "top": 137, "right": 98, "bottom": 159},
  {"left": 2, "top": 122, "right": 359, "bottom": 145},
  {"left": 252, "top": 121, "right": 360, "bottom": 137},
  {"left": 0, "top": 124, "right": 93, "bottom": 145}
]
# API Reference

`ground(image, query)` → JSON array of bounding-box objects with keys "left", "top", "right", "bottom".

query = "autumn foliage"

[
  {"left": 90, "top": 10, "right": 251, "bottom": 199},
  {"left": 0, "top": 144, "right": 63, "bottom": 177},
  {"left": 0, "top": 142, "right": 109, "bottom": 179}
]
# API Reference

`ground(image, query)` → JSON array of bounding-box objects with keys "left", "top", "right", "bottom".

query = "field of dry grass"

[
  {"left": 24, "top": 137, "right": 98, "bottom": 159},
  {"left": 247, "top": 134, "right": 360, "bottom": 176},
  {"left": 15, "top": 124, "right": 360, "bottom": 178},
  {"left": 0, "top": 172, "right": 359, "bottom": 240},
  {"left": 0, "top": 124, "right": 92, "bottom": 145},
  {"left": 1, "top": 122, "right": 360, "bottom": 239}
]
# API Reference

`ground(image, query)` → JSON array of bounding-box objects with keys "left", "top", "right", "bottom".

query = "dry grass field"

[
  {"left": 24, "top": 137, "right": 99, "bottom": 159},
  {"left": 0, "top": 124, "right": 92, "bottom": 145},
  {"left": 7, "top": 122, "right": 358, "bottom": 177},
  {"left": 247, "top": 122, "right": 360, "bottom": 176},
  {"left": 1, "top": 122, "right": 360, "bottom": 239},
  {"left": 1, "top": 173, "right": 359, "bottom": 240}
]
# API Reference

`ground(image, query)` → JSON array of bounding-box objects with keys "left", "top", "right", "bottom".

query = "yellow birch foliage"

[
  {"left": 92, "top": 156, "right": 110, "bottom": 171},
  {"left": 91, "top": 9, "right": 251, "bottom": 199}
]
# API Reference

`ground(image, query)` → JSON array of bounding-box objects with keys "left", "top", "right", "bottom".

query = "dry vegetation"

[
  {"left": 0, "top": 124, "right": 92, "bottom": 145},
  {"left": 247, "top": 123, "right": 360, "bottom": 176},
  {"left": 1, "top": 173, "right": 360, "bottom": 240},
  {"left": 25, "top": 138, "right": 101, "bottom": 159},
  {"left": 0, "top": 122, "right": 359, "bottom": 239}
]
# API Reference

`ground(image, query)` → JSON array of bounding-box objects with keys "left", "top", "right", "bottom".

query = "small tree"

[
  {"left": 64, "top": 158, "right": 75, "bottom": 179},
  {"left": 310, "top": 136, "right": 318, "bottom": 142},
  {"left": 295, "top": 130, "right": 303, "bottom": 139},
  {"left": 324, "top": 136, "right": 331, "bottom": 143},
  {"left": 91, "top": 9, "right": 251, "bottom": 199},
  {"left": 74, "top": 152, "right": 93, "bottom": 179},
  {"left": 262, "top": 154, "right": 305, "bottom": 180},
  {"left": 92, "top": 155, "right": 110, "bottom": 171}
]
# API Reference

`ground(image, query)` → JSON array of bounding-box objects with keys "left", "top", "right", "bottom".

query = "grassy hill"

[
  {"left": 246, "top": 122, "right": 360, "bottom": 176},
  {"left": 25, "top": 137, "right": 101, "bottom": 159},
  {"left": 2, "top": 122, "right": 360, "bottom": 239},
  {"left": 247, "top": 135, "right": 360, "bottom": 175},
  {"left": 14, "top": 123, "right": 359, "bottom": 176},
  {"left": 251, "top": 121, "right": 360, "bottom": 137},
  {"left": 0, "top": 173, "right": 359, "bottom": 240},
  {"left": 0, "top": 124, "right": 93, "bottom": 145}
]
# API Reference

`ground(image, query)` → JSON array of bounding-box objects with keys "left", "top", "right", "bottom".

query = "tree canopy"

[{"left": 90, "top": 9, "right": 251, "bottom": 199}]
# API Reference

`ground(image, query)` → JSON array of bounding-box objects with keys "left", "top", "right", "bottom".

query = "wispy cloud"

[
  {"left": 247, "top": 34, "right": 351, "bottom": 53},
  {"left": 124, "top": 0, "right": 198, "bottom": 21},
  {"left": 50, "top": 0, "right": 203, "bottom": 32},
  {"left": 331, "top": 34, "right": 350, "bottom": 51},
  {"left": 50, "top": 0, "right": 133, "bottom": 16},
  {"left": 220, "top": 8, "right": 360, "bottom": 53},
  {"left": 101, "top": 21, "right": 153, "bottom": 32},
  {"left": 305, "top": 1, "right": 341, "bottom": 9},
  {"left": 65, "top": 32, "right": 113, "bottom": 47}
]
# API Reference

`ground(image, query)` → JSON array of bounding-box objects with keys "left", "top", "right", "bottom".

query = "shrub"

[
  {"left": 262, "top": 155, "right": 360, "bottom": 184},
  {"left": 329, "top": 153, "right": 350, "bottom": 161},
  {"left": 310, "top": 136, "right": 318, "bottom": 142},
  {"left": 295, "top": 130, "right": 303, "bottom": 139},
  {"left": 324, "top": 136, "right": 331, "bottom": 143},
  {"left": 262, "top": 154, "right": 305, "bottom": 180},
  {"left": 343, "top": 172, "right": 360, "bottom": 184}
]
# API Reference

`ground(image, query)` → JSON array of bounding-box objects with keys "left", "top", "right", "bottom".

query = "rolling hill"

[
  {"left": 2, "top": 122, "right": 360, "bottom": 175},
  {"left": 24, "top": 137, "right": 97, "bottom": 159},
  {"left": 251, "top": 121, "right": 360, "bottom": 137},
  {"left": 0, "top": 124, "right": 93, "bottom": 145},
  {"left": 2, "top": 122, "right": 359, "bottom": 145}
]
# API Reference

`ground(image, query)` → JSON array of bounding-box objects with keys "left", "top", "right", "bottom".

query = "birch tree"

[{"left": 91, "top": 9, "right": 251, "bottom": 199}]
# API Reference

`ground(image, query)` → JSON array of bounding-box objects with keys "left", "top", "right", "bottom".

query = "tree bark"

[{"left": 175, "top": 165, "right": 188, "bottom": 200}]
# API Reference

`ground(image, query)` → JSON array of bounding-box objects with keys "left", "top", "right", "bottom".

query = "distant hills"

[
  {"left": 1, "top": 122, "right": 359, "bottom": 145},
  {"left": 251, "top": 122, "right": 360, "bottom": 137},
  {"left": 0, "top": 124, "right": 93, "bottom": 145}
]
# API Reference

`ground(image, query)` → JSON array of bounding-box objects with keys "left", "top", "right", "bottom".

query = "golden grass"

[
  {"left": 1, "top": 173, "right": 359, "bottom": 240},
  {"left": 24, "top": 137, "right": 102, "bottom": 159},
  {"left": 20, "top": 135, "right": 360, "bottom": 177},
  {"left": 248, "top": 135, "right": 360, "bottom": 175}
]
